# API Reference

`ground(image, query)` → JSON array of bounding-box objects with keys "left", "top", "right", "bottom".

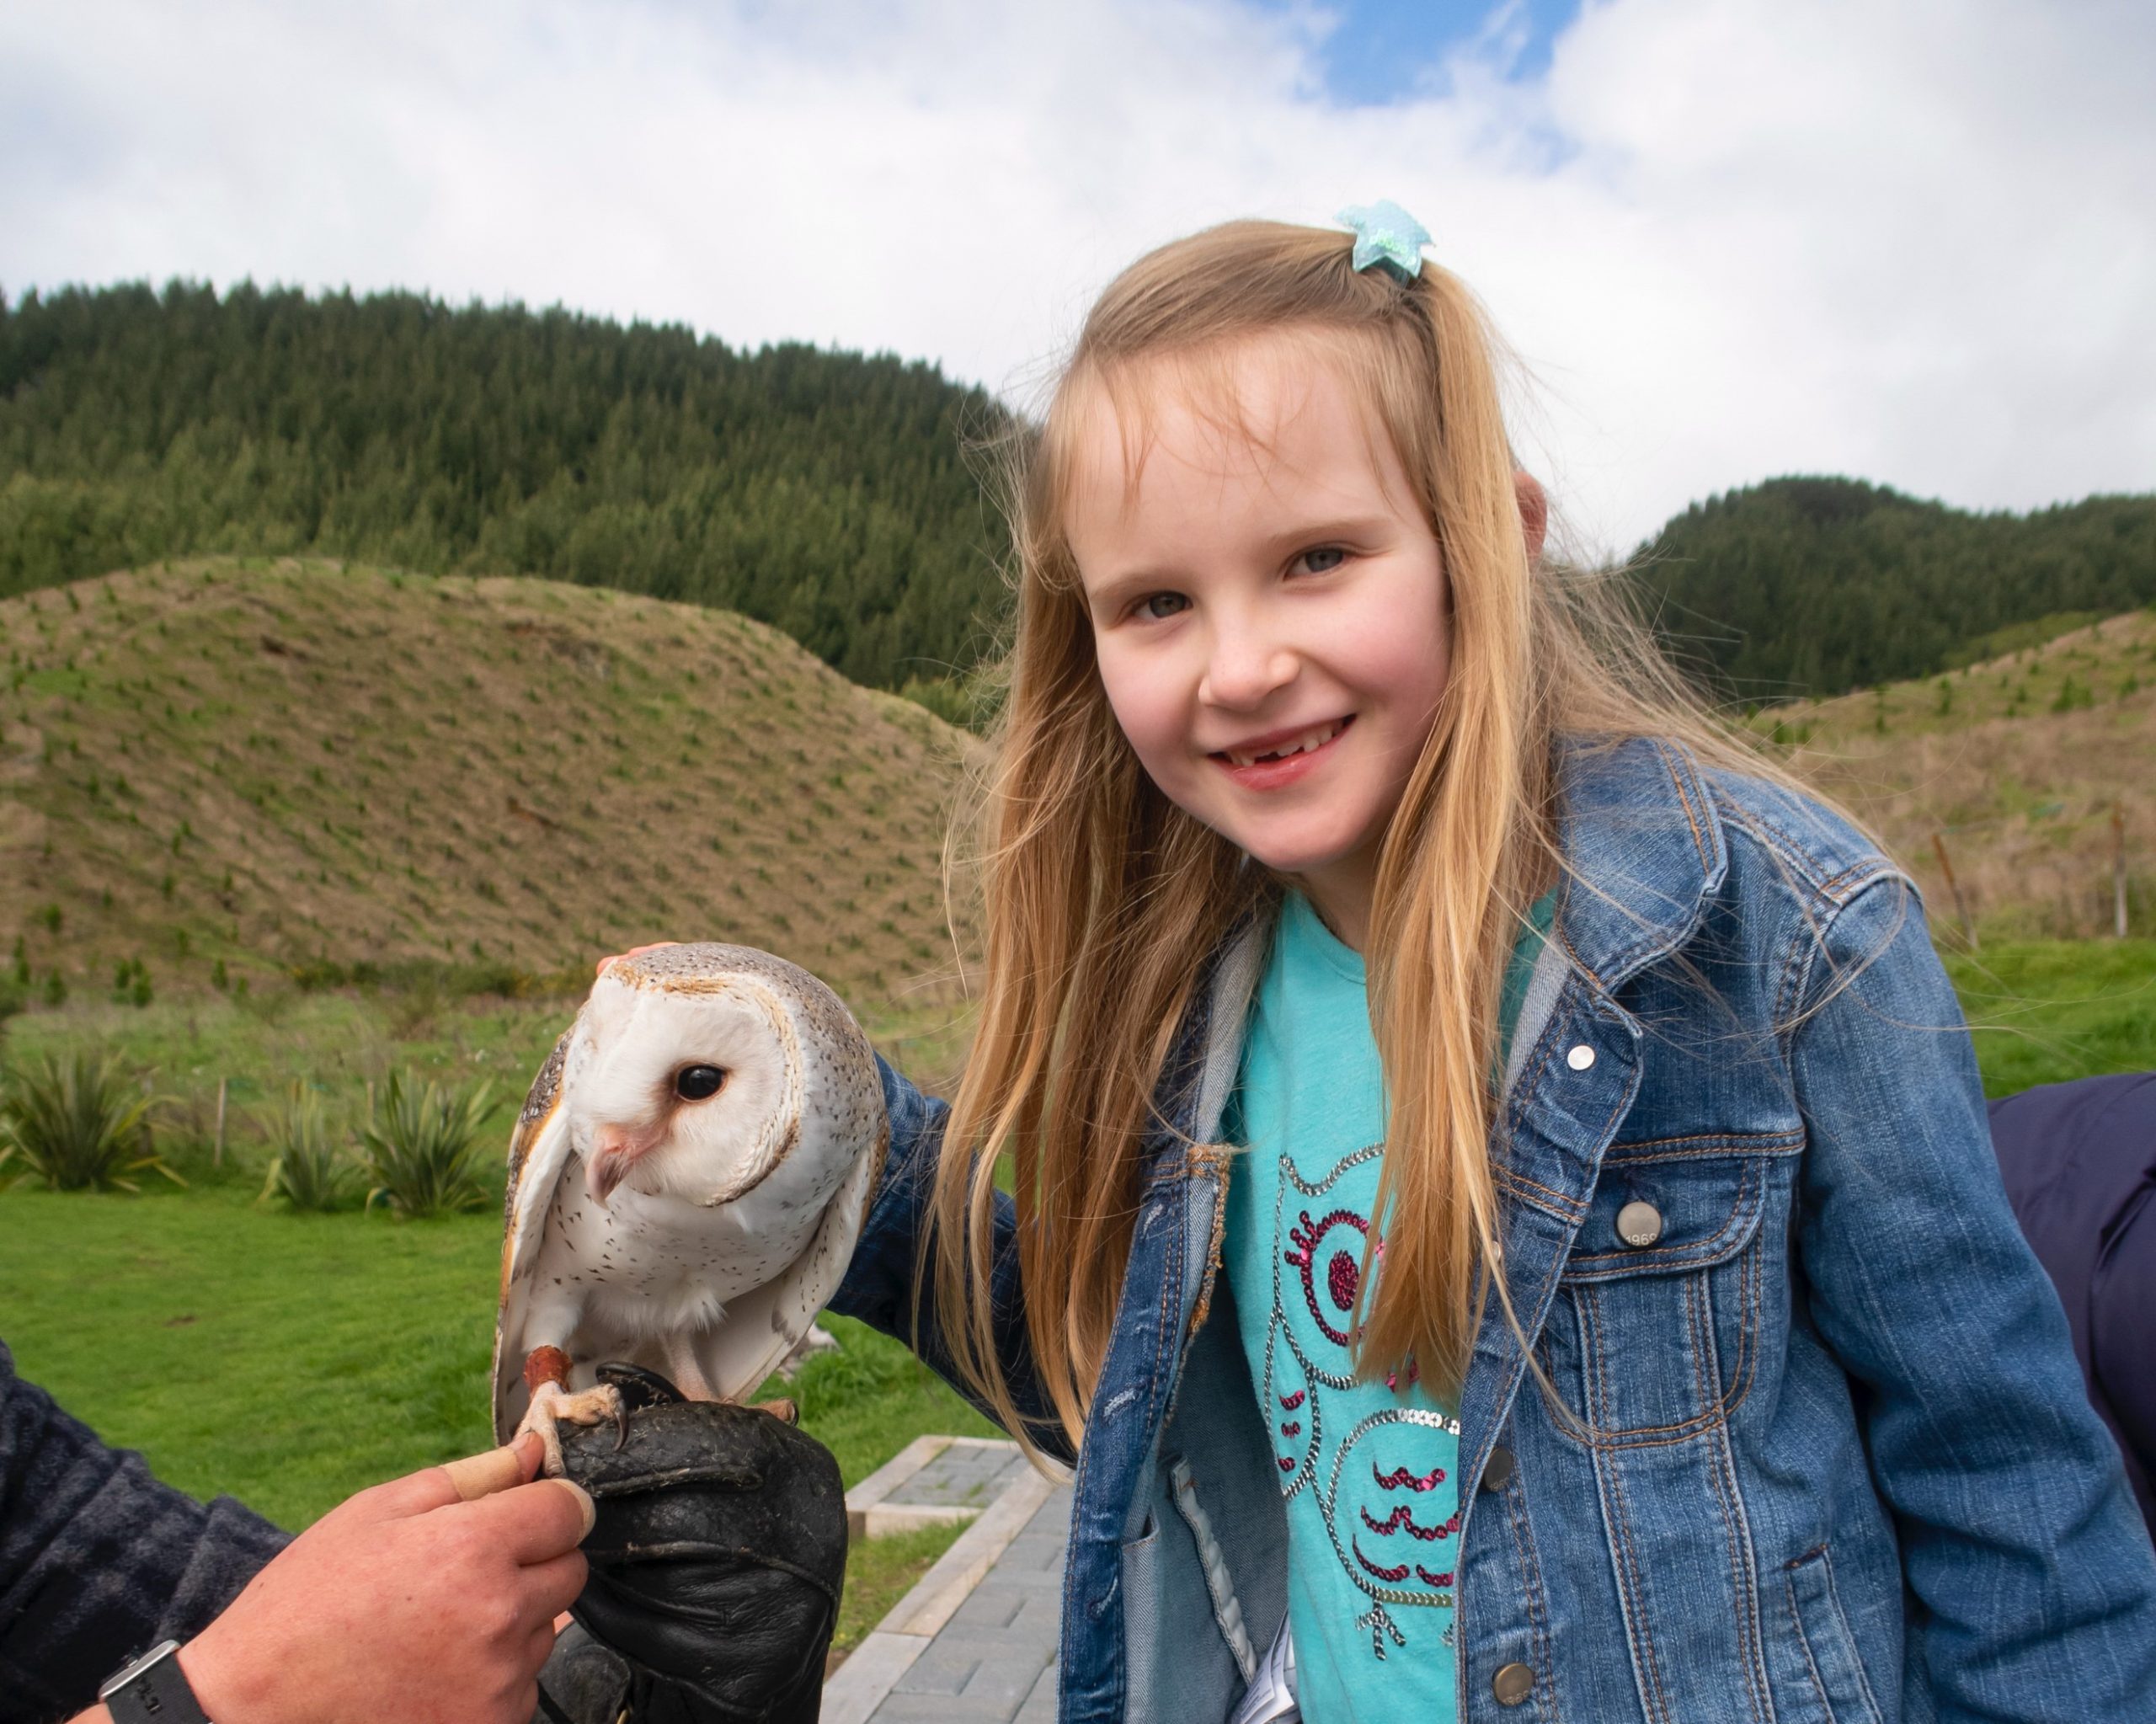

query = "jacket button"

[
  {"left": 1492, "top": 1663, "right": 1535, "bottom": 1705},
  {"left": 1616, "top": 1200, "right": 1664, "bottom": 1247},
  {"left": 1566, "top": 1043, "right": 1596, "bottom": 1070},
  {"left": 1480, "top": 1444, "right": 1515, "bottom": 1492}
]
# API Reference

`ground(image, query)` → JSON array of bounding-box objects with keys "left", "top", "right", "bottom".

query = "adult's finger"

[
  {"left": 461, "top": 1476, "right": 597, "bottom": 1563},
  {"left": 440, "top": 1434, "right": 543, "bottom": 1502},
  {"left": 364, "top": 1434, "right": 543, "bottom": 1520},
  {"left": 524, "top": 1620, "right": 559, "bottom": 1677},
  {"left": 520, "top": 1549, "right": 590, "bottom": 1620}
]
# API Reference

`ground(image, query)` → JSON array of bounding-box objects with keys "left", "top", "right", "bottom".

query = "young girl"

[{"left": 834, "top": 211, "right": 2156, "bottom": 1721}]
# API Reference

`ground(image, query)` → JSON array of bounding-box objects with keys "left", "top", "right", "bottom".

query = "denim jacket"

[{"left": 833, "top": 736, "right": 2156, "bottom": 1723}]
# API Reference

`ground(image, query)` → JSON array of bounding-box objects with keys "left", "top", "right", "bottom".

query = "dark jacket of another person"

[
  {"left": 1990, "top": 1072, "right": 2156, "bottom": 1539},
  {"left": 0, "top": 1339, "right": 289, "bottom": 1723}
]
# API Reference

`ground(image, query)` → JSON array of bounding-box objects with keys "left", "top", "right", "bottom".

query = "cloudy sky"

[{"left": 3, "top": 0, "right": 2150, "bottom": 553}]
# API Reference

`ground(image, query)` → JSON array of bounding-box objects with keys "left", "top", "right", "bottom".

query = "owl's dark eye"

[{"left": 674, "top": 1065, "right": 727, "bottom": 1102}]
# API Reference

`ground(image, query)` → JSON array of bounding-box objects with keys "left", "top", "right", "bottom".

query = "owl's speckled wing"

[{"left": 490, "top": 1026, "right": 578, "bottom": 1439}]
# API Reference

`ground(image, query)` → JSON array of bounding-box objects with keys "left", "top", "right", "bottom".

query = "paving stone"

[
  {"left": 997, "top": 1531, "right": 1069, "bottom": 1576},
  {"left": 1015, "top": 1661, "right": 1060, "bottom": 1724},
  {"left": 891, "top": 1647, "right": 975, "bottom": 1695},
  {"left": 958, "top": 1646, "right": 1056, "bottom": 1711},
  {"left": 868, "top": 1694, "right": 1022, "bottom": 1721},
  {"left": 1006, "top": 1592, "right": 1062, "bottom": 1639},
  {"left": 949, "top": 1585, "right": 1029, "bottom": 1631}
]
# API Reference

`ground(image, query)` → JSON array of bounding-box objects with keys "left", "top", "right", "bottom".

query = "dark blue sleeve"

[
  {"left": 2094, "top": 1184, "right": 2156, "bottom": 1532},
  {"left": 1790, "top": 884, "right": 2156, "bottom": 1721},
  {"left": 830, "top": 1056, "right": 1075, "bottom": 1464},
  {"left": 0, "top": 1339, "right": 291, "bottom": 1722},
  {"left": 1988, "top": 1072, "right": 2156, "bottom": 1536}
]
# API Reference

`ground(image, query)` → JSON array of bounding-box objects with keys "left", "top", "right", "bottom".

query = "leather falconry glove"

[{"left": 534, "top": 1365, "right": 847, "bottom": 1724}]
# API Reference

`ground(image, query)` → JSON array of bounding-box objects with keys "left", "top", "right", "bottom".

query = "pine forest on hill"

[
  {"left": 1635, "top": 476, "right": 2156, "bottom": 700},
  {"left": 0, "top": 282, "right": 1011, "bottom": 692},
  {"left": 0, "top": 558, "right": 983, "bottom": 1017},
  {"left": 8, "top": 284, "right": 2156, "bottom": 716}
]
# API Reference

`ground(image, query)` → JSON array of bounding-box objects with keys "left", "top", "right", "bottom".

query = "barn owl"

[{"left": 491, "top": 945, "right": 886, "bottom": 1472}]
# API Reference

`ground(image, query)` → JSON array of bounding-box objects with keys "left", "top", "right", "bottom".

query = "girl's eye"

[
  {"left": 1139, "top": 592, "right": 1190, "bottom": 621},
  {"left": 675, "top": 1065, "right": 727, "bottom": 1102},
  {"left": 1298, "top": 547, "right": 1347, "bottom": 575}
]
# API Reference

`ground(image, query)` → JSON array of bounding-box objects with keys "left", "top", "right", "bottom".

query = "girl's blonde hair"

[{"left": 931, "top": 217, "right": 1771, "bottom": 1452}]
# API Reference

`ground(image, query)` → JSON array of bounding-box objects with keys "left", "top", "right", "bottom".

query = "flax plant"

[
  {"left": 0, "top": 1052, "right": 178, "bottom": 1193},
  {"left": 357, "top": 1070, "right": 496, "bottom": 1218},
  {"left": 258, "top": 1083, "right": 353, "bottom": 1212}
]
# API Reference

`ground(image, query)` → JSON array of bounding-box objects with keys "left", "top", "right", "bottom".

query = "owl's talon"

[
  {"left": 613, "top": 1403, "right": 631, "bottom": 1450},
  {"left": 516, "top": 1380, "right": 627, "bottom": 1477}
]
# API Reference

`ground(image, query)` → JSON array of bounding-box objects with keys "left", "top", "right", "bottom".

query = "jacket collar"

[
  {"left": 1549, "top": 734, "right": 1729, "bottom": 996},
  {"left": 1157, "top": 733, "right": 1730, "bottom": 1159}
]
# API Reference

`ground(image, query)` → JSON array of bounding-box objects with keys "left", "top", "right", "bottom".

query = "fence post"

[
  {"left": 212, "top": 1077, "right": 227, "bottom": 1170},
  {"left": 2115, "top": 803, "right": 2130, "bottom": 940},
  {"left": 1930, "top": 831, "right": 1978, "bottom": 950}
]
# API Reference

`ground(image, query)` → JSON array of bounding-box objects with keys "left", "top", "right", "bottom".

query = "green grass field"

[
  {"left": 0, "top": 1177, "right": 996, "bottom": 1653},
  {"left": 0, "top": 934, "right": 2145, "bottom": 1657},
  {"left": 1945, "top": 938, "right": 2156, "bottom": 1094}
]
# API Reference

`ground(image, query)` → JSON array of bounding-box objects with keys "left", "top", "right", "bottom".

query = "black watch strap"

[{"left": 99, "top": 1641, "right": 214, "bottom": 1724}]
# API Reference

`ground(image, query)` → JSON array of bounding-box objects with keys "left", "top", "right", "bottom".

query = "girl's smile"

[
  {"left": 1066, "top": 334, "right": 1449, "bottom": 948},
  {"left": 1211, "top": 713, "right": 1355, "bottom": 786}
]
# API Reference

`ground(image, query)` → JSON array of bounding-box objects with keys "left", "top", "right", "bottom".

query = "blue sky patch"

[{"left": 1253, "top": 0, "right": 1581, "bottom": 105}]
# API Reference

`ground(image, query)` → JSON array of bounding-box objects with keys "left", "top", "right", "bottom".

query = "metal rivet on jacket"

[
  {"left": 1616, "top": 1200, "right": 1664, "bottom": 1248},
  {"left": 1492, "top": 1663, "right": 1535, "bottom": 1705}
]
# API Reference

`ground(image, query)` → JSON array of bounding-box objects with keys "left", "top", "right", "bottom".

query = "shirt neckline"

[{"left": 1282, "top": 891, "right": 1367, "bottom": 986}]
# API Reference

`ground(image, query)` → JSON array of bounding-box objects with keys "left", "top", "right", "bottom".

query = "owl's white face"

[{"left": 562, "top": 973, "right": 798, "bottom": 1207}]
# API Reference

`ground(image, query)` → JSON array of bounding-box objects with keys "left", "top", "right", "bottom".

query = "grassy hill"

[
  {"left": 1, "top": 557, "right": 981, "bottom": 1013},
  {"left": 1749, "top": 606, "right": 2156, "bottom": 941}
]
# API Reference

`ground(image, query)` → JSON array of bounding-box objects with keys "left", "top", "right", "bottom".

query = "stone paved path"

[
  {"left": 823, "top": 1468, "right": 1072, "bottom": 1724},
  {"left": 890, "top": 1440, "right": 1037, "bottom": 1513},
  {"left": 862, "top": 1485, "right": 1070, "bottom": 1722}
]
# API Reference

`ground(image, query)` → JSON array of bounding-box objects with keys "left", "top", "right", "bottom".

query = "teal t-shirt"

[{"left": 1222, "top": 891, "right": 1550, "bottom": 1721}]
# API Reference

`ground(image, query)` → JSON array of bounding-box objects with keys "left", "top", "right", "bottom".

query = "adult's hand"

[{"left": 82, "top": 1435, "right": 593, "bottom": 1724}]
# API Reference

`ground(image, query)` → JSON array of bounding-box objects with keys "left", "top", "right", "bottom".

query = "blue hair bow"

[{"left": 1337, "top": 200, "right": 1431, "bottom": 283}]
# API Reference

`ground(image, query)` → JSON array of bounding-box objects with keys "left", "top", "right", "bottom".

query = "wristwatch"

[{"left": 97, "top": 1641, "right": 214, "bottom": 1723}]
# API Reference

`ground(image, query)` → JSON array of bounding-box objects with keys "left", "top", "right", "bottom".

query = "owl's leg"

[
  {"left": 660, "top": 1332, "right": 798, "bottom": 1426},
  {"left": 661, "top": 1332, "right": 720, "bottom": 1402},
  {"left": 516, "top": 1345, "right": 626, "bottom": 1477}
]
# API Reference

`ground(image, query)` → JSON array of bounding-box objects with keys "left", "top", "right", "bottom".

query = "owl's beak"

[{"left": 587, "top": 1122, "right": 661, "bottom": 1205}]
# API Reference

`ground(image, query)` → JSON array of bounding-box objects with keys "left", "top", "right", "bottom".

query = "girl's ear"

[{"left": 1513, "top": 470, "right": 1549, "bottom": 566}]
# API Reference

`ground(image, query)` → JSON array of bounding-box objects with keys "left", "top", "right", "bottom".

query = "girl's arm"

[
  {"left": 1789, "top": 879, "right": 2156, "bottom": 1719},
  {"left": 828, "top": 1055, "right": 1075, "bottom": 1462}
]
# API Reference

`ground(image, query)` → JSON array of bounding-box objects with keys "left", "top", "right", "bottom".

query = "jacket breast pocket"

[{"left": 1543, "top": 1134, "right": 1800, "bottom": 1445}]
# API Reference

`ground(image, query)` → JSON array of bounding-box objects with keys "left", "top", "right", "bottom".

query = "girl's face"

[{"left": 1067, "top": 336, "right": 1449, "bottom": 948}]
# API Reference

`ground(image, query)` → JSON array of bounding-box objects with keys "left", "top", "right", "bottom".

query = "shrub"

[
  {"left": 259, "top": 1084, "right": 351, "bottom": 1212},
  {"left": 358, "top": 1071, "right": 496, "bottom": 1218},
  {"left": 0, "top": 1053, "right": 177, "bottom": 1192}
]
